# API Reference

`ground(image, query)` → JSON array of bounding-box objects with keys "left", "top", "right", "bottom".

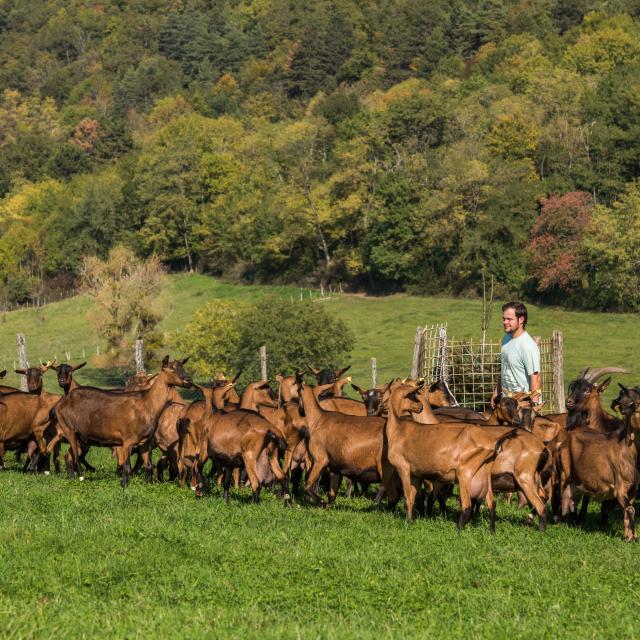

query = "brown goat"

[
  {"left": 350, "top": 379, "right": 395, "bottom": 417},
  {"left": 386, "top": 383, "right": 518, "bottom": 530},
  {"left": 50, "top": 356, "right": 192, "bottom": 487},
  {"left": 177, "top": 383, "right": 235, "bottom": 488},
  {"left": 559, "top": 383, "right": 639, "bottom": 541},
  {"left": 276, "top": 374, "right": 299, "bottom": 403},
  {"left": 194, "top": 380, "right": 290, "bottom": 503},
  {"left": 0, "top": 360, "right": 59, "bottom": 470},
  {"left": 296, "top": 376, "right": 399, "bottom": 508}
]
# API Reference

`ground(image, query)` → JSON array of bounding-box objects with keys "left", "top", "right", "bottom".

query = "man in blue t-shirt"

[{"left": 491, "top": 301, "right": 541, "bottom": 407}]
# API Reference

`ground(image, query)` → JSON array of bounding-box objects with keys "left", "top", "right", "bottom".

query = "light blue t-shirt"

[{"left": 500, "top": 331, "right": 540, "bottom": 393}]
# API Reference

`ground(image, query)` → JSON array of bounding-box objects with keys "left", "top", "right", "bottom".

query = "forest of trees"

[{"left": 0, "top": 0, "right": 639, "bottom": 310}]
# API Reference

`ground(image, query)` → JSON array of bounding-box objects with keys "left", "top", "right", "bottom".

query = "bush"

[
  {"left": 2, "top": 273, "right": 31, "bottom": 305},
  {"left": 176, "top": 294, "right": 354, "bottom": 383},
  {"left": 175, "top": 301, "right": 246, "bottom": 379}
]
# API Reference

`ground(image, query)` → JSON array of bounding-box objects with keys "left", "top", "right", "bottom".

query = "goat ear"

[
  {"left": 307, "top": 364, "right": 320, "bottom": 376},
  {"left": 275, "top": 374, "right": 283, "bottom": 383},
  {"left": 0, "top": 370, "right": 5, "bottom": 378},
  {"left": 73, "top": 362, "right": 87, "bottom": 371},
  {"left": 180, "top": 356, "right": 190, "bottom": 365},
  {"left": 161, "top": 356, "right": 170, "bottom": 368},
  {"left": 619, "top": 382, "right": 629, "bottom": 393},
  {"left": 597, "top": 377, "right": 612, "bottom": 393},
  {"left": 336, "top": 364, "right": 351, "bottom": 377},
  {"left": 351, "top": 383, "right": 365, "bottom": 395},
  {"left": 15, "top": 369, "right": 26, "bottom": 376}
]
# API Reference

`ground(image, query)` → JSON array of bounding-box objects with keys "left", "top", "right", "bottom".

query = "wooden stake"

[
  {"left": 411, "top": 326, "right": 422, "bottom": 379},
  {"left": 260, "top": 345, "right": 267, "bottom": 381},
  {"left": 135, "top": 338, "right": 144, "bottom": 374},
  {"left": 16, "top": 333, "right": 27, "bottom": 391},
  {"left": 553, "top": 330, "right": 565, "bottom": 413}
]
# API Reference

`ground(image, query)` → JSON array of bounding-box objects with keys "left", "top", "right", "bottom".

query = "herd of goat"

[{"left": 1, "top": 357, "right": 639, "bottom": 541}]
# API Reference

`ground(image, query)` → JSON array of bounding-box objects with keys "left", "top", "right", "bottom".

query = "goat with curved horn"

[{"left": 580, "top": 367, "right": 628, "bottom": 383}]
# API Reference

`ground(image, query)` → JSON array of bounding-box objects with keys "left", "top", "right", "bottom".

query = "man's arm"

[{"left": 530, "top": 371, "right": 541, "bottom": 403}]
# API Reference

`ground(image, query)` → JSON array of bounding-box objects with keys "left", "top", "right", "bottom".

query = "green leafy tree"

[
  {"left": 580, "top": 182, "right": 640, "bottom": 310},
  {"left": 175, "top": 300, "right": 246, "bottom": 379},
  {"left": 176, "top": 294, "right": 354, "bottom": 383},
  {"left": 233, "top": 294, "right": 354, "bottom": 382}
]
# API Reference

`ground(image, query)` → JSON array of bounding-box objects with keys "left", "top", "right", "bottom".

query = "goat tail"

[{"left": 264, "top": 429, "right": 287, "bottom": 453}]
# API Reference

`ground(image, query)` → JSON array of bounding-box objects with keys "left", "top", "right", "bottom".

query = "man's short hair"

[{"left": 502, "top": 301, "right": 528, "bottom": 328}]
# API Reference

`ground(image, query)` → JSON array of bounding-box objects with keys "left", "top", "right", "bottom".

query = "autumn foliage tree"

[
  {"left": 82, "top": 246, "right": 166, "bottom": 363},
  {"left": 526, "top": 191, "right": 592, "bottom": 299}
]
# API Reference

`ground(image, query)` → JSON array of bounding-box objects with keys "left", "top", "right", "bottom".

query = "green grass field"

[{"left": 1, "top": 275, "right": 639, "bottom": 639}]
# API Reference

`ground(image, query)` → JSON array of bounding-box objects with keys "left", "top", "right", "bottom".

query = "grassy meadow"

[{"left": 1, "top": 274, "right": 640, "bottom": 639}]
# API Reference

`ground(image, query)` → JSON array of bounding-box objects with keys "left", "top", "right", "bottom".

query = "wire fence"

[{"left": 419, "top": 324, "right": 565, "bottom": 413}]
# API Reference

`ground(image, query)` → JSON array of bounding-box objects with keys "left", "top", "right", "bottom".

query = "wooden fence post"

[
  {"left": 410, "top": 326, "right": 422, "bottom": 379},
  {"left": 135, "top": 338, "right": 144, "bottom": 374},
  {"left": 16, "top": 333, "right": 27, "bottom": 391},
  {"left": 260, "top": 345, "right": 267, "bottom": 381},
  {"left": 553, "top": 330, "right": 565, "bottom": 412},
  {"left": 438, "top": 326, "right": 449, "bottom": 383},
  {"left": 371, "top": 357, "right": 377, "bottom": 388}
]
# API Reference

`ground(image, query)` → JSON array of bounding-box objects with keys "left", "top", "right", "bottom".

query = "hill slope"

[{"left": 0, "top": 273, "right": 635, "bottom": 397}]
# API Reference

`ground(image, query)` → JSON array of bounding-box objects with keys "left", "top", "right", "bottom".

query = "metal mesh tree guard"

[{"left": 418, "top": 325, "right": 565, "bottom": 413}]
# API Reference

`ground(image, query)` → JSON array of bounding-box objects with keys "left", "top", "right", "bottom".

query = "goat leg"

[
  {"left": 397, "top": 467, "right": 420, "bottom": 523},
  {"left": 600, "top": 499, "right": 617, "bottom": 527},
  {"left": 157, "top": 455, "right": 166, "bottom": 482},
  {"left": 327, "top": 473, "right": 342, "bottom": 506},
  {"left": 426, "top": 490, "right": 435, "bottom": 517},
  {"left": 117, "top": 447, "right": 132, "bottom": 489},
  {"left": 65, "top": 450, "right": 75, "bottom": 479},
  {"left": 79, "top": 450, "right": 96, "bottom": 473},
  {"left": 53, "top": 442, "right": 61, "bottom": 474},
  {"left": 519, "top": 479, "right": 548, "bottom": 532},
  {"left": 222, "top": 467, "right": 233, "bottom": 503},
  {"left": 303, "top": 457, "right": 329, "bottom": 507},
  {"left": 415, "top": 487, "right": 426, "bottom": 518},
  {"left": 267, "top": 448, "right": 291, "bottom": 505},
  {"left": 616, "top": 484, "right": 637, "bottom": 542},
  {"left": 576, "top": 495, "right": 590, "bottom": 524}
]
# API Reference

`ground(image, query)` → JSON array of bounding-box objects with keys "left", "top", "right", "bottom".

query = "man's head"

[{"left": 502, "top": 301, "right": 528, "bottom": 335}]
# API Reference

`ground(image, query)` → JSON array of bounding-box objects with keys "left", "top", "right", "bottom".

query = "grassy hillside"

[{"left": 0, "top": 273, "right": 635, "bottom": 396}]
